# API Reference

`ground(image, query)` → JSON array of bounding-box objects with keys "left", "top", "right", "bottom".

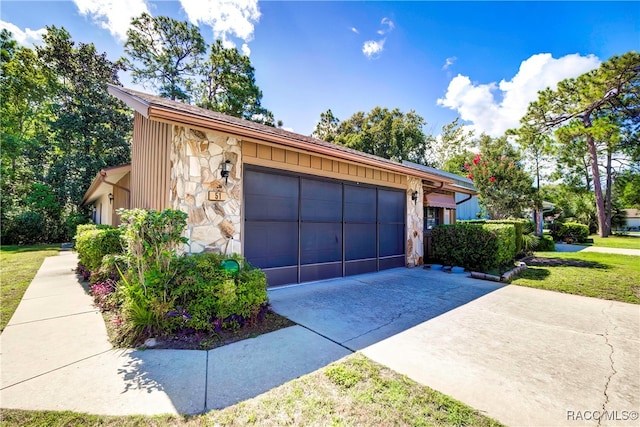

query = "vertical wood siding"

[{"left": 131, "top": 113, "right": 171, "bottom": 210}]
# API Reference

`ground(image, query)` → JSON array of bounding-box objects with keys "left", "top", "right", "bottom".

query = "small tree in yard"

[{"left": 464, "top": 135, "right": 535, "bottom": 219}]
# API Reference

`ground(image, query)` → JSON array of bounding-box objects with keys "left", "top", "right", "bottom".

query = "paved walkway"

[
  {"left": 0, "top": 251, "right": 349, "bottom": 415},
  {"left": 554, "top": 243, "right": 640, "bottom": 256}
]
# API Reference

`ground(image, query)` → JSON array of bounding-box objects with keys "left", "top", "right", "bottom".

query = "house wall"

[
  {"left": 170, "top": 126, "right": 242, "bottom": 254},
  {"left": 112, "top": 173, "right": 130, "bottom": 226},
  {"left": 241, "top": 140, "right": 407, "bottom": 189},
  {"left": 131, "top": 112, "right": 171, "bottom": 210},
  {"left": 455, "top": 193, "right": 482, "bottom": 220}
]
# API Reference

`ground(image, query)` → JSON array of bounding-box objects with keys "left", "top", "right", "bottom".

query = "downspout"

[
  {"left": 422, "top": 181, "right": 444, "bottom": 196},
  {"left": 456, "top": 194, "right": 473, "bottom": 205}
]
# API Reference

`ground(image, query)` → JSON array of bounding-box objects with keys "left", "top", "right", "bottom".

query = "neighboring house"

[
  {"left": 83, "top": 85, "right": 476, "bottom": 286},
  {"left": 81, "top": 164, "right": 131, "bottom": 226},
  {"left": 623, "top": 209, "right": 640, "bottom": 230}
]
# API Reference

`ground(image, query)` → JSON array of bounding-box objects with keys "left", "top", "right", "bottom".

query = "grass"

[
  {"left": 511, "top": 251, "right": 640, "bottom": 304},
  {"left": 586, "top": 234, "right": 640, "bottom": 249},
  {"left": 0, "top": 244, "right": 60, "bottom": 331},
  {"left": 0, "top": 353, "right": 502, "bottom": 427}
]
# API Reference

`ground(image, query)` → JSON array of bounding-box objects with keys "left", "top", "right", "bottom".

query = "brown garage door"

[{"left": 244, "top": 167, "right": 405, "bottom": 286}]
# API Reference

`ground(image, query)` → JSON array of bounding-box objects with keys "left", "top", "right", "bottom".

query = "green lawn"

[
  {"left": 587, "top": 235, "right": 640, "bottom": 249},
  {"left": 0, "top": 244, "right": 60, "bottom": 331},
  {"left": 0, "top": 354, "right": 502, "bottom": 427},
  {"left": 512, "top": 251, "right": 640, "bottom": 304}
]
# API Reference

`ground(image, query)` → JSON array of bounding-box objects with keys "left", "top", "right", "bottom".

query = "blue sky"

[{"left": 2, "top": 1, "right": 639, "bottom": 137}]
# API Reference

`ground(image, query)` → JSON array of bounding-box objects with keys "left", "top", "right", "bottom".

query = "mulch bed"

[{"left": 522, "top": 256, "right": 602, "bottom": 268}]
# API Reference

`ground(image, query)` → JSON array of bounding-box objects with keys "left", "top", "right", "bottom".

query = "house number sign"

[{"left": 208, "top": 191, "right": 227, "bottom": 202}]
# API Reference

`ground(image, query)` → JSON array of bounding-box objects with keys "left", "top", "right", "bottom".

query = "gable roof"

[
  {"left": 108, "top": 84, "right": 476, "bottom": 193},
  {"left": 81, "top": 164, "right": 131, "bottom": 205}
]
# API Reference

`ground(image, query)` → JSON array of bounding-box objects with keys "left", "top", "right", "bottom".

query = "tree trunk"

[
  {"left": 605, "top": 147, "right": 613, "bottom": 236},
  {"left": 586, "top": 132, "right": 607, "bottom": 238}
]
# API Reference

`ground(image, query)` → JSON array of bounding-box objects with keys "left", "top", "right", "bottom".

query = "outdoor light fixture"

[
  {"left": 411, "top": 191, "right": 419, "bottom": 204},
  {"left": 108, "top": 193, "right": 114, "bottom": 204},
  {"left": 220, "top": 160, "right": 232, "bottom": 184}
]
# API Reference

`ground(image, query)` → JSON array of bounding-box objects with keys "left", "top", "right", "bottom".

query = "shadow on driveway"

[{"left": 268, "top": 267, "right": 504, "bottom": 351}]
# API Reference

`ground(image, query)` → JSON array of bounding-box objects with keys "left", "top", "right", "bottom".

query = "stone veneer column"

[
  {"left": 406, "top": 176, "right": 424, "bottom": 267},
  {"left": 170, "top": 126, "right": 242, "bottom": 255}
]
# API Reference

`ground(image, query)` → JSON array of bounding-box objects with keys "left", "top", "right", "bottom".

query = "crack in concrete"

[{"left": 596, "top": 303, "right": 617, "bottom": 427}]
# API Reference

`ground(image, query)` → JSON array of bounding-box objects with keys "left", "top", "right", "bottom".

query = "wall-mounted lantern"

[
  {"left": 411, "top": 190, "right": 419, "bottom": 204},
  {"left": 220, "top": 160, "right": 232, "bottom": 184},
  {"left": 108, "top": 193, "right": 114, "bottom": 204}
]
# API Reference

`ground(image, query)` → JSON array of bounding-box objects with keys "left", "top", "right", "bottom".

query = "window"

[{"left": 425, "top": 206, "right": 440, "bottom": 230}]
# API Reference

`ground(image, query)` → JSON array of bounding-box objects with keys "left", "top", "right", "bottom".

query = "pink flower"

[
  {"left": 467, "top": 174, "right": 473, "bottom": 180},
  {"left": 489, "top": 176, "right": 496, "bottom": 183}
]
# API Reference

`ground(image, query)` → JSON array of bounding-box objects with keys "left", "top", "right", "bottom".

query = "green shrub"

[
  {"left": 432, "top": 223, "right": 516, "bottom": 272},
  {"left": 460, "top": 218, "right": 528, "bottom": 255},
  {"left": 171, "top": 252, "right": 268, "bottom": 331},
  {"left": 520, "top": 233, "right": 539, "bottom": 255},
  {"left": 75, "top": 226, "right": 124, "bottom": 271},
  {"left": 555, "top": 222, "right": 590, "bottom": 243},
  {"left": 536, "top": 235, "right": 555, "bottom": 251},
  {"left": 1, "top": 210, "right": 46, "bottom": 245}
]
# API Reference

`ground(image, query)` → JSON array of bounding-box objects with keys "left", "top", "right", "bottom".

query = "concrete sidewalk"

[
  {"left": 554, "top": 243, "right": 640, "bottom": 256},
  {"left": 0, "top": 251, "right": 350, "bottom": 415}
]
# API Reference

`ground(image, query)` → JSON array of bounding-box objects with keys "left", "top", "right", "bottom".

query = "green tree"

[
  {"left": 125, "top": 13, "right": 206, "bottom": 102},
  {"left": 329, "top": 107, "right": 433, "bottom": 164},
  {"left": 312, "top": 109, "right": 340, "bottom": 142},
  {"left": 1, "top": 31, "right": 55, "bottom": 233},
  {"left": 37, "top": 26, "right": 132, "bottom": 207},
  {"left": 521, "top": 52, "right": 640, "bottom": 237},
  {"left": 195, "top": 39, "right": 274, "bottom": 125},
  {"left": 464, "top": 135, "right": 535, "bottom": 219},
  {"left": 431, "top": 117, "right": 476, "bottom": 170},
  {"left": 615, "top": 171, "right": 640, "bottom": 209}
]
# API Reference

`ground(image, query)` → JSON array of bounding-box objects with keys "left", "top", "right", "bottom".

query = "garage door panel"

[
  {"left": 244, "top": 222, "right": 298, "bottom": 269},
  {"left": 345, "top": 259, "right": 377, "bottom": 276},
  {"left": 379, "top": 256, "right": 405, "bottom": 270},
  {"left": 345, "top": 223, "right": 376, "bottom": 261},
  {"left": 378, "top": 189, "right": 405, "bottom": 223},
  {"left": 245, "top": 171, "right": 298, "bottom": 221},
  {"left": 344, "top": 186, "right": 376, "bottom": 222},
  {"left": 301, "top": 263, "right": 342, "bottom": 282},
  {"left": 379, "top": 223, "right": 404, "bottom": 257},
  {"left": 301, "top": 222, "right": 342, "bottom": 264},
  {"left": 301, "top": 179, "right": 342, "bottom": 222},
  {"left": 263, "top": 267, "right": 299, "bottom": 288}
]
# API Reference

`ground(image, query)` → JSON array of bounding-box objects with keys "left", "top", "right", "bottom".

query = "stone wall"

[
  {"left": 406, "top": 176, "right": 424, "bottom": 267},
  {"left": 170, "top": 126, "right": 242, "bottom": 254}
]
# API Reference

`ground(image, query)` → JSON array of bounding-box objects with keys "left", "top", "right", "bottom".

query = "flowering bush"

[
  {"left": 90, "top": 279, "right": 117, "bottom": 311},
  {"left": 463, "top": 136, "right": 535, "bottom": 219}
]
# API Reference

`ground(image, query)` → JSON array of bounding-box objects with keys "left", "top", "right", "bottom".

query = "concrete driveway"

[{"left": 269, "top": 268, "right": 640, "bottom": 427}]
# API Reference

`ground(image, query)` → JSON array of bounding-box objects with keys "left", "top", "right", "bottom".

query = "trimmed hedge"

[
  {"left": 75, "top": 225, "right": 124, "bottom": 271},
  {"left": 553, "top": 222, "right": 590, "bottom": 243},
  {"left": 537, "top": 235, "right": 555, "bottom": 251},
  {"left": 432, "top": 223, "right": 516, "bottom": 272},
  {"left": 461, "top": 218, "right": 534, "bottom": 255}
]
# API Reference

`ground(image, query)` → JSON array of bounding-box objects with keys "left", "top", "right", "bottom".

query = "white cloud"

[
  {"left": 362, "top": 39, "right": 385, "bottom": 59},
  {"left": 0, "top": 21, "right": 46, "bottom": 46},
  {"left": 180, "top": 0, "right": 260, "bottom": 45},
  {"left": 73, "top": 0, "right": 149, "bottom": 42},
  {"left": 351, "top": 27, "right": 359, "bottom": 34},
  {"left": 442, "top": 56, "right": 457, "bottom": 70},
  {"left": 437, "top": 53, "right": 601, "bottom": 136},
  {"left": 377, "top": 17, "right": 394, "bottom": 35},
  {"left": 241, "top": 43, "right": 251, "bottom": 56}
]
